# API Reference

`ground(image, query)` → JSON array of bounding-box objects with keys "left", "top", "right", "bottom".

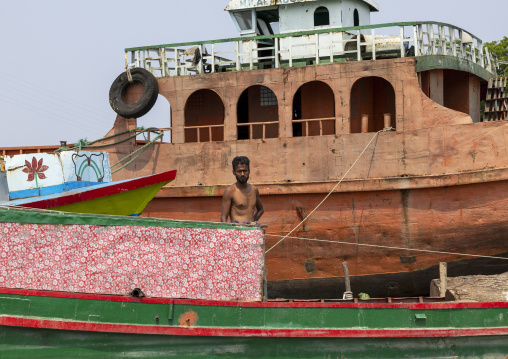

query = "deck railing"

[{"left": 125, "top": 21, "right": 498, "bottom": 78}]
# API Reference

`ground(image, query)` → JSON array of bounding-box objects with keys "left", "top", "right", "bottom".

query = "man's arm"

[
  {"left": 253, "top": 187, "right": 264, "bottom": 222},
  {"left": 220, "top": 186, "right": 234, "bottom": 222}
]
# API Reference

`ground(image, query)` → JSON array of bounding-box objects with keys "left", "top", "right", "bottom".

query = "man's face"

[{"left": 233, "top": 164, "right": 250, "bottom": 184}]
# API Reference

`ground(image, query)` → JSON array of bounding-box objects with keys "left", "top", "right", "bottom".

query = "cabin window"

[
  {"left": 314, "top": 7, "right": 330, "bottom": 27},
  {"left": 293, "top": 81, "right": 335, "bottom": 137},
  {"left": 354, "top": 9, "right": 360, "bottom": 27},
  {"left": 350, "top": 77, "right": 396, "bottom": 133},
  {"left": 184, "top": 90, "right": 224, "bottom": 143},
  {"left": 233, "top": 10, "right": 255, "bottom": 32},
  {"left": 237, "top": 85, "right": 279, "bottom": 140}
]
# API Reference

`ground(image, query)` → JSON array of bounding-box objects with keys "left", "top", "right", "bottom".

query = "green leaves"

[{"left": 485, "top": 37, "right": 508, "bottom": 77}]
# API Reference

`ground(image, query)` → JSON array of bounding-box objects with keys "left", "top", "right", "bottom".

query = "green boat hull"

[
  {"left": 0, "top": 290, "right": 507, "bottom": 358},
  {"left": 1, "top": 326, "right": 507, "bottom": 359}
]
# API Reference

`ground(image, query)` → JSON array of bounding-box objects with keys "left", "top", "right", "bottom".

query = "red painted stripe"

[
  {"left": 0, "top": 288, "right": 507, "bottom": 310},
  {"left": 18, "top": 170, "right": 177, "bottom": 209},
  {"left": 1, "top": 316, "right": 507, "bottom": 338}
]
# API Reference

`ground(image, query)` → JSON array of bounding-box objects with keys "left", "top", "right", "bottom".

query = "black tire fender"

[{"left": 109, "top": 68, "right": 159, "bottom": 119}]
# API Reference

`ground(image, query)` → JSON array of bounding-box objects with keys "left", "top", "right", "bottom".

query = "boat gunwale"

[{"left": 0, "top": 288, "right": 506, "bottom": 310}]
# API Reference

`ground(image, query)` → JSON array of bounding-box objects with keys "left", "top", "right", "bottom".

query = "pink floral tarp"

[{"left": 0, "top": 223, "right": 265, "bottom": 301}]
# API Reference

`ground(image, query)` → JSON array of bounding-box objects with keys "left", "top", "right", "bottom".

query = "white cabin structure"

[{"left": 226, "top": 0, "right": 379, "bottom": 36}]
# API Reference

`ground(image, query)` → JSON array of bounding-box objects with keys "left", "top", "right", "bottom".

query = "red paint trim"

[
  {"left": 18, "top": 170, "right": 177, "bottom": 209},
  {"left": 0, "top": 288, "right": 507, "bottom": 310},
  {"left": 1, "top": 316, "right": 507, "bottom": 338}
]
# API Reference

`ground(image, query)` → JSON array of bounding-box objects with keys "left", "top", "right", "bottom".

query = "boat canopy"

[{"left": 225, "top": 0, "right": 379, "bottom": 12}]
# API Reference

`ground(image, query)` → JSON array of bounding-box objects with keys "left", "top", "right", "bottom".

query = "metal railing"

[{"left": 125, "top": 21, "right": 498, "bottom": 77}]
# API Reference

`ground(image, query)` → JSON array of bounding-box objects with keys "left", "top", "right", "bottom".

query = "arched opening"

[
  {"left": 237, "top": 85, "right": 279, "bottom": 140},
  {"left": 419, "top": 69, "right": 483, "bottom": 123},
  {"left": 314, "top": 7, "right": 330, "bottom": 27},
  {"left": 354, "top": 9, "right": 360, "bottom": 27},
  {"left": 136, "top": 94, "right": 172, "bottom": 143},
  {"left": 184, "top": 90, "right": 224, "bottom": 143},
  {"left": 293, "top": 81, "right": 335, "bottom": 137},
  {"left": 350, "top": 77, "right": 396, "bottom": 133}
]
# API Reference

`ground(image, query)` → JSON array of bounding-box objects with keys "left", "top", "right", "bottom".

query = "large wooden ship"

[{"left": 3, "top": 0, "right": 507, "bottom": 298}]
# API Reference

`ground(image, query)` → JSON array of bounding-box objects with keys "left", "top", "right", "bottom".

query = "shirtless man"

[{"left": 220, "top": 156, "right": 264, "bottom": 224}]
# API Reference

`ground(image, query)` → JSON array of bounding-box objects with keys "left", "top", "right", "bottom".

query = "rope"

[
  {"left": 265, "top": 234, "right": 508, "bottom": 261},
  {"left": 54, "top": 127, "right": 161, "bottom": 152},
  {"left": 127, "top": 68, "right": 134, "bottom": 84},
  {"left": 111, "top": 132, "right": 164, "bottom": 174},
  {"left": 266, "top": 130, "right": 382, "bottom": 254}
]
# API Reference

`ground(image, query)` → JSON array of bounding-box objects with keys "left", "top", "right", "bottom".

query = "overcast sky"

[{"left": 1, "top": 0, "right": 506, "bottom": 148}]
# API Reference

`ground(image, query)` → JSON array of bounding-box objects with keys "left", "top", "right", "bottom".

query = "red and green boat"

[{"left": 0, "top": 207, "right": 506, "bottom": 358}]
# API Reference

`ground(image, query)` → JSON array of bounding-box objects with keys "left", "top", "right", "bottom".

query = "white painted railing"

[{"left": 125, "top": 22, "right": 498, "bottom": 78}]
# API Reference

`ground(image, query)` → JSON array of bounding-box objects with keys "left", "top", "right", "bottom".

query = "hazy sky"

[{"left": 1, "top": 0, "right": 506, "bottom": 148}]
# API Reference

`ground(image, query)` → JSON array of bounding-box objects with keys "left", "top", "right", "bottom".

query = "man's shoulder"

[{"left": 224, "top": 184, "right": 237, "bottom": 195}]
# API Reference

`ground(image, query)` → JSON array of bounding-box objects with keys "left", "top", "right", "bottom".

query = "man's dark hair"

[{"left": 232, "top": 156, "right": 250, "bottom": 170}]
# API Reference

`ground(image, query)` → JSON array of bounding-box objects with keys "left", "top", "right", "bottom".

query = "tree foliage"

[{"left": 484, "top": 37, "right": 508, "bottom": 77}]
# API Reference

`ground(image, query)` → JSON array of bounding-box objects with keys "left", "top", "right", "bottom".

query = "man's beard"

[{"left": 236, "top": 175, "right": 249, "bottom": 184}]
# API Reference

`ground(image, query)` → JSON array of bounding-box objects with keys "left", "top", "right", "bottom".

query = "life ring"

[{"left": 109, "top": 68, "right": 159, "bottom": 119}]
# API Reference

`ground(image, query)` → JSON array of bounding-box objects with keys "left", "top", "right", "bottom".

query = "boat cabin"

[{"left": 226, "top": 0, "right": 379, "bottom": 36}]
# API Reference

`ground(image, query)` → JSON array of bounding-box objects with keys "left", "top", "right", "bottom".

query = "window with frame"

[{"left": 314, "top": 7, "right": 330, "bottom": 27}]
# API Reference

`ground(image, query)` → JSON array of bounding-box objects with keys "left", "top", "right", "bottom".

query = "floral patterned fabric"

[{"left": 0, "top": 223, "right": 264, "bottom": 301}]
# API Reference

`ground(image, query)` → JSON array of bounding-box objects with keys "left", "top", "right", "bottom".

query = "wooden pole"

[
  {"left": 383, "top": 113, "right": 391, "bottom": 129},
  {"left": 439, "top": 262, "right": 447, "bottom": 297},
  {"left": 342, "top": 261, "right": 353, "bottom": 300},
  {"left": 361, "top": 115, "right": 369, "bottom": 133}
]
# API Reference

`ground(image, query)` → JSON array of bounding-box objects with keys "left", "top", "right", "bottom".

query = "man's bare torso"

[{"left": 227, "top": 183, "right": 258, "bottom": 222}]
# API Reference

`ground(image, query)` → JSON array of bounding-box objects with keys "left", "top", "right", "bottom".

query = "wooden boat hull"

[
  {"left": 0, "top": 289, "right": 507, "bottom": 358},
  {"left": 3, "top": 170, "right": 177, "bottom": 217},
  {"left": 143, "top": 176, "right": 508, "bottom": 298}
]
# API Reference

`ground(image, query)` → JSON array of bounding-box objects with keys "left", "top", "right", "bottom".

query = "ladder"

[{"left": 484, "top": 77, "right": 508, "bottom": 121}]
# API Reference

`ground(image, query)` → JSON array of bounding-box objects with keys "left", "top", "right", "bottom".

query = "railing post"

[
  {"left": 289, "top": 36, "right": 293, "bottom": 68},
  {"left": 211, "top": 43, "right": 216, "bottom": 73},
  {"left": 236, "top": 41, "right": 241, "bottom": 71},
  {"left": 275, "top": 37, "right": 280, "bottom": 68},
  {"left": 174, "top": 47, "right": 179, "bottom": 76},
  {"left": 249, "top": 41, "right": 254, "bottom": 70},
  {"left": 400, "top": 26, "right": 405, "bottom": 58},
  {"left": 316, "top": 33, "right": 320, "bottom": 64},
  {"left": 429, "top": 25, "right": 435, "bottom": 55},
  {"left": 161, "top": 48, "right": 167, "bottom": 77},
  {"left": 329, "top": 32, "right": 334, "bottom": 63},
  {"left": 412, "top": 25, "right": 419, "bottom": 57},
  {"left": 371, "top": 28, "right": 376, "bottom": 61},
  {"left": 356, "top": 30, "right": 362, "bottom": 61},
  {"left": 451, "top": 28, "right": 457, "bottom": 57}
]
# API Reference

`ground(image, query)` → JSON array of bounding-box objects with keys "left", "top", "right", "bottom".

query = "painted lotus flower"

[{"left": 22, "top": 157, "right": 49, "bottom": 182}]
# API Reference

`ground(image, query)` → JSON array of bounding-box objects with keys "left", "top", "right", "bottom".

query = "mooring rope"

[
  {"left": 111, "top": 132, "right": 164, "bottom": 174},
  {"left": 265, "top": 234, "right": 508, "bottom": 261},
  {"left": 265, "top": 130, "right": 383, "bottom": 254}
]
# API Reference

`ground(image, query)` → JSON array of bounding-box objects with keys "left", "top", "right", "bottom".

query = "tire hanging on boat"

[{"left": 109, "top": 68, "right": 159, "bottom": 119}]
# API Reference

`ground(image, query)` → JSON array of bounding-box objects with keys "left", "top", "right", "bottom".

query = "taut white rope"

[
  {"left": 265, "top": 234, "right": 508, "bottom": 261},
  {"left": 265, "top": 130, "right": 381, "bottom": 254}
]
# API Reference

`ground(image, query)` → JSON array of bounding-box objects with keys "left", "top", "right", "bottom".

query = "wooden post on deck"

[
  {"left": 439, "top": 262, "right": 448, "bottom": 297},
  {"left": 342, "top": 261, "right": 353, "bottom": 300},
  {"left": 361, "top": 115, "right": 369, "bottom": 133},
  {"left": 383, "top": 113, "right": 391, "bottom": 129}
]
